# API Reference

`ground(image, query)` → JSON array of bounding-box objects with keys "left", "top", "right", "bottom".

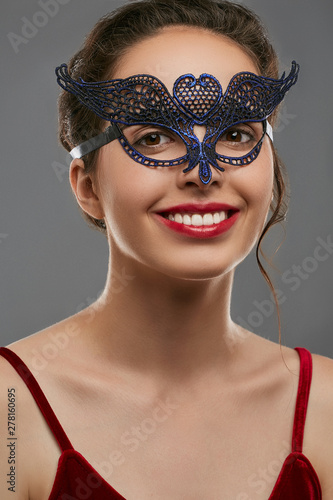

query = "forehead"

[{"left": 113, "top": 26, "right": 259, "bottom": 92}]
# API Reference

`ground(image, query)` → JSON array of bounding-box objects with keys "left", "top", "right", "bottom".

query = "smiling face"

[{"left": 86, "top": 27, "right": 274, "bottom": 280}]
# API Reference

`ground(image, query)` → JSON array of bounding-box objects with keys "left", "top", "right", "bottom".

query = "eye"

[
  {"left": 221, "top": 128, "right": 254, "bottom": 143},
  {"left": 138, "top": 132, "right": 172, "bottom": 147},
  {"left": 123, "top": 125, "right": 187, "bottom": 160}
]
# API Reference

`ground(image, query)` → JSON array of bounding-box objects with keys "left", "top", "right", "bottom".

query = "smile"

[
  {"left": 162, "top": 211, "right": 229, "bottom": 227},
  {"left": 155, "top": 203, "right": 239, "bottom": 239}
]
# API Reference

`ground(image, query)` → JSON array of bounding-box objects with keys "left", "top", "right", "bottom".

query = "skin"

[
  {"left": 1, "top": 26, "right": 333, "bottom": 500},
  {"left": 71, "top": 28, "right": 275, "bottom": 382}
]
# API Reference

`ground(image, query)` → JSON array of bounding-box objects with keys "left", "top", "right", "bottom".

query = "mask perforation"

[{"left": 55, "top": 62, "right": 299, "bottom": 183}]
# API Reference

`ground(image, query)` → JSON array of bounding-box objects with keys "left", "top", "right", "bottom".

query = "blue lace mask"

[{"left": 55, "top": 62, "right": 299, "bottom": 184}]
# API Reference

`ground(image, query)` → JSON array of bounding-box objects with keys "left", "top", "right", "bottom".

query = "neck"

[{"left": 86, "top": 251, "right": 240, "bottom": 387}]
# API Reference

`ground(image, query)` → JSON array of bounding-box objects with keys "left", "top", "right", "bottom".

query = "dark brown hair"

[{"left": 58, "top": 0, "right": 289, "bottom": 342}]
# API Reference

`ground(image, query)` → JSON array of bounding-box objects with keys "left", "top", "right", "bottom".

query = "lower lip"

[{"left": 155, "top": 212, "right": 239, "bottom": 239}]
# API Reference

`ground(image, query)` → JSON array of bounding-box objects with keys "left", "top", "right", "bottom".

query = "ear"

[{"left": 69, "top": 159, "right": 105, "bottom": 220}]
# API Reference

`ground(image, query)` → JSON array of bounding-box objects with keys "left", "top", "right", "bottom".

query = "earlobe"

[{"left": 69, "top": 158, "right": 105, "bottom": 220}]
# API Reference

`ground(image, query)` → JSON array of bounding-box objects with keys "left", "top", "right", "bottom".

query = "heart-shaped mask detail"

[{"left": 173, "top": 73, "right": 222, "bottom": 121}]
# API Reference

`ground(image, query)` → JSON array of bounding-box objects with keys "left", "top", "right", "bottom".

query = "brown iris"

[
  {"left": 225, "top": 130, "right": 243, "bottom": 142},
  {"left": 143, "top": 134, "right": 162, "bottom": 146}
]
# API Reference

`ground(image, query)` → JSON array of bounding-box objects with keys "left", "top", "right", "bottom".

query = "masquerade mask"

[{"left": 55, "top": 62, "right": 299, "bottom": 184}]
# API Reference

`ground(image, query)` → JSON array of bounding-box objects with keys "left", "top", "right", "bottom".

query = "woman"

[{"left": 1, "top": 0, "right": 332, "bottom": 498}]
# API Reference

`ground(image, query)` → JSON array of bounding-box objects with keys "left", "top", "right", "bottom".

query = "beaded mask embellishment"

[{"left": 56, "top": 62, "right": 299, "bottom": 184}]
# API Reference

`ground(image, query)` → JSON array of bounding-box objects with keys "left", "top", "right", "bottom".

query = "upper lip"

[{"left": 157, "top": 202, "right": 240, "bottom": 215}]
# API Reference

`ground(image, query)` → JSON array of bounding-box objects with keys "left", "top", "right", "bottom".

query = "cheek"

[
  {"left": 226, "top": 143, "right": 274, "bottom": 251},
  {"left": 238, "top": 144, "right": 274, "bottom": 209},
  {"left": 97, "top": 145, "right": 145, "bottom": 205},
  {"left": 228, "top": 146, "right": 274, "bottom": 261},
  {"left": 95, "top": 145, "right": 169, "bottom": 235}
]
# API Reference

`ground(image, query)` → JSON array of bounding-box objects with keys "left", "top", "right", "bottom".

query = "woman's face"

[{"left": 94, "top": 27, "right": 274, "bottom": 280}]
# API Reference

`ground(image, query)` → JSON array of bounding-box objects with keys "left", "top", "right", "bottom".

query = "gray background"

[{"left": 1, "top": 0, "right": 332, "bottom": 354}]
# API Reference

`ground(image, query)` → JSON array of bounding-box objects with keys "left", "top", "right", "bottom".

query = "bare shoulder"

[
  {"left": 3, "top": 307, "right": 91, "bottom": 374},
  {"left": 305, "top": 351, "right": 333, "bottom": 498},
  {"left": 311, "top": 351, "right": 333, "bottom": 386},
  {"left": 245, "top": 338, "right": 333, "bottom": 496},
  {"left": 0, "top": 311, "right": 89, "bottom": 499},
  {"left": 309, "top": 351, "right": 333, "bottom": 425},
  {"left": 310, "top": 351, "right": 333, "bottom": 422}
]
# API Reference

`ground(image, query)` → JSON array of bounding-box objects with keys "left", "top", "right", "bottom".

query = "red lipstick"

[{"left": 154, "top": 202, "right": 240, "bottom": 239}]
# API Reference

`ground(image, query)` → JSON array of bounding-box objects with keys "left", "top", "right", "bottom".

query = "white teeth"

[
  {"left": 192, "top": 214, "right": 203, "bottom": 226},
  {"left": 203, "top": 213, "right": 214, "bottom": 226},
  {"left": 167, "top": 211, "right": 228, "bottom": 226},
  {"left": 183, "top": 214, "right": 192, "bottom": 225},
  {"left": 213, "top": 212, "right": 220, "bottom": 224}
]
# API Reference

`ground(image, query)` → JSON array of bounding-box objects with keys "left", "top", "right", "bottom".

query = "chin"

[{"left": 153, "top": 258, "right": 237, "bottom": 282}]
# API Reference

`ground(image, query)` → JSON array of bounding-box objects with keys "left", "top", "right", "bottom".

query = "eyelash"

[
  {"left": 128, "top": 124, "right": 259, "bottom": 149},
  {"left": 220, "top": 126, "right": 256, "bottom": 143},
  {"left": 136, "top": 130, "right": 173, "bottom": 147}
]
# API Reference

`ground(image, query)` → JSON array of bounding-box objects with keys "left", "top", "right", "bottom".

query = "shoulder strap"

[
  {"left": 0, "top": 347, "right": 73, "bottom": 452},
  {"left": 292, "top": 347, "right": 313, "bottom": 453}
]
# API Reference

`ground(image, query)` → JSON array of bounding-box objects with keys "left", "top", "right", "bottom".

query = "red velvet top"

[{"left": 0, "top": 346, "right": 322, "bottom": 499}]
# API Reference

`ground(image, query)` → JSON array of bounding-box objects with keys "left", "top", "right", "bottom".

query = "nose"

[
  {"left": 175, "top": 124, "right": 225, "bottom": 187},
  {"left": 176, "top": 155, "right": 223, "bottom": 189}
]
